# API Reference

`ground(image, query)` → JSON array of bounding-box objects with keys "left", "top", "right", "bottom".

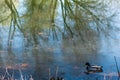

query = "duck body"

[{"left": 85, "top": 62, "right": 103, "bottom": 74}]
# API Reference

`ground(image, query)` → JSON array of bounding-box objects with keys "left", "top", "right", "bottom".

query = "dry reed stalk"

[
  {"left": 29, "top": 75, "right": 34, "bottom": 80},
  {"left": 48, "top": 68, "right": 51, "bottom": 80},
  {"left": 55, "top": 66, "right": 59, "bottom": 79},
  {"left": 114, "top": 56, "right": 120, "bottom": 80},
  {"left": 104, "top": 74, "right": 106, "bottom": 80},
  {"left": 18, "top": 64, "right": 24, "bottom": 80}
]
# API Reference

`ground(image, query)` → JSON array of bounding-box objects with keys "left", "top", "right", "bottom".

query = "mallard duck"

[{"left": 85, "top": 62, "right": 103, "bottom": 71}]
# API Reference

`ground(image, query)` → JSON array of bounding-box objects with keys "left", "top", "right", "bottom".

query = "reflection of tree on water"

[
  {"left": 0, "top": 0, "right": 117, "bottom": 53},
  {"left": 0, "top": 0, "right": 117, "bottom": 60},
  {"left": 1, "top": 0, "right": 116, "bottom": 44},
  {"left": 0, "top": 0, "right": 119, "bottom": 79},
  {"left": 0, "top": 1, "right": 118, "bottom": 66},
  {"left": 3, "top": 0, "right": 23, "bottom": 47}
]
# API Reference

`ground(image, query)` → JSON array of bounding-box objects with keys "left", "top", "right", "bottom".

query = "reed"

[
  {"left": 48, "top": 68, "right": 51, "bottom": 80},
  {"left": 114, "top": 56, "right": 120, "bottom": 80},
  {"left": 0, "top": 66, "right": 34, "bottom": 80},
  {"left": 55, "top": 66, "right": 59, "bottom": 79}
]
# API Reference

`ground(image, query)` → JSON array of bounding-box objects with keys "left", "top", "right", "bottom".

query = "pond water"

[{"left": 0, "top": 0, "right": 120, "bottom": 80}]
